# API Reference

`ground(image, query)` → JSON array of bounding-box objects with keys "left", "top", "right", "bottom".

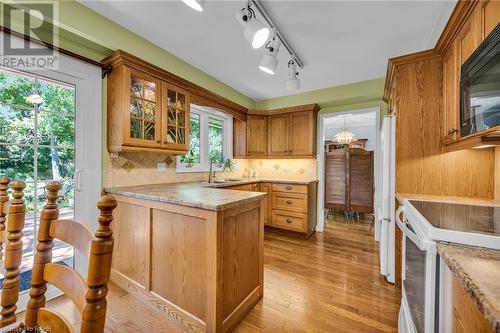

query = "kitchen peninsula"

[{"left": 105, "top": 182, "right": 267, "bottom": 333}]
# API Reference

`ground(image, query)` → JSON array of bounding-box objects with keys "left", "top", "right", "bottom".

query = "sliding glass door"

[{"left": 0, "top": 68, "right": 75, "bottom": 286}]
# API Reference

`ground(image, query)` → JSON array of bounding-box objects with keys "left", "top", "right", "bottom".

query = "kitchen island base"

[{"left": 109, "top": 194, "right": 264, "bottom": 333}]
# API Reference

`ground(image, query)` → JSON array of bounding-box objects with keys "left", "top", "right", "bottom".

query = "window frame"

[{"left": 176, "top": 105, "right": 232, "bottom": 173}]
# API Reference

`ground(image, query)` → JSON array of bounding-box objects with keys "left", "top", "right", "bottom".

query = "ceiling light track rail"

[{"left": 250, "top": 0, "right": 304, "bottom": 68}]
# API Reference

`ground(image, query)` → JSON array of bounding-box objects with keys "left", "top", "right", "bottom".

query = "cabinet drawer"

[
  {"left": 272, "top": 211, "right": 306, "bottom": 232},
  {"left": 272, "top": 183, "right": 307, "bottom": 194},
  {"left": 272, "top": 192, "right": 307, "bottom": 213}
]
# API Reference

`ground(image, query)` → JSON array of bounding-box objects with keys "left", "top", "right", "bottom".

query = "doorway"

[
  {"left": 0, "top": 39, "right": 102, "bottom": 309},
  {"left": 316, "top": 107, "right": 380, "bottom": 231}
]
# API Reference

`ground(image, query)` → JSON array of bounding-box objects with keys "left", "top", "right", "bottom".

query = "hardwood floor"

[{"left": 37, "top": 216, "right": 401, "bottom": 332}]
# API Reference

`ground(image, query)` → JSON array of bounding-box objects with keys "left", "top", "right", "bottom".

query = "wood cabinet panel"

[
  {"left": 227, "top": 184, "right": 254, "bottom": 191},
  {"left": 221, "top": 206, "right": 260, "bottom": 318},
  {"left": 111, "top": 201, "right": 149, "bottom": 289},
  {"left": 482, "top": 0, "right": 500, "bottom": 38},
  {"left": 233, "top": 118, "right": 247, "bottom": 158},
  {"left": 452, "top": 277, "right": 494, "bottom": 333},
  {"left": 443, "top": 44, "right": 460, "bottom": 143},
  {"left": 268, "top": 114, "right": 289, "bottom": 155},
  {"left": 260, "top": 183, "right": 272, "bottom": 226},
  {"left": 151, "top": 209, "right": 207, "bottom": 321},
  {"left": 272, "top": 192, "right": 308, "bottom": 213},
  {"left": 289, "top": 111, "right": 315, "bottom": 156},
  {"left": 246, "top": 115, "right": 268, "bottom": 156}
]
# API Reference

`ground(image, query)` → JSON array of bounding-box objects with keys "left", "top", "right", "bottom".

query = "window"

[{"left": 177, "top": 105, "right": 232, "bottom": 172}]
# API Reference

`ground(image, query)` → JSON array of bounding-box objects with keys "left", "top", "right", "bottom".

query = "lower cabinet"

[
  {"left": 452, "top": 276, "right": 493, "bottom": 333},
  {"left": 227, "top": 181, "right": 317, "bottom": 237}
]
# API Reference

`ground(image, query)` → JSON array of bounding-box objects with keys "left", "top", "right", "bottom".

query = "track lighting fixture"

[
  {"left": 236, "top": 2, "right": 270, "bottom": 49},
  {"left": 259, "top": 31, "right": 281, "bottom": 74},
  {"left": 181, "top": 0, "right": 206, "bottom": 12},
  {"left": 286, "top": 59, "right": 300, "bottom": 91}
]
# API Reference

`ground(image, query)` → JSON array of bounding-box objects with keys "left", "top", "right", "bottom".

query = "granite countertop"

[
  {"left": 437, "top": 242, "right": 500, "bottom": 332},
  {"left": 104, "top": 178, "right": 317, "bottom": 211},
  {"left": 201, "top": 178, "right": 318, "bottom": 187},
  {"left": 396, "top": 193, "right": 500, "bottom": 207}
]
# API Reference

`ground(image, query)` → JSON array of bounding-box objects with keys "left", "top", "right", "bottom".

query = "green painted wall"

[{"left": 255, "top": 78, "right": 386, "bottom": 110}]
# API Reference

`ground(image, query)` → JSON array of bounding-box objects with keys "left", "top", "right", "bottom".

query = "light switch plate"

[
  {"left": 283, "top": 164, "right": 289, "bottom": 172},
  {"left": 157, "top": 162, "right": 167, "bottom": 172}
]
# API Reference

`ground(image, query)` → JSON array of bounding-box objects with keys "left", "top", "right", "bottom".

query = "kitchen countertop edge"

[{"left": 437, "top": 242, "right": 500, "bottom": 333}]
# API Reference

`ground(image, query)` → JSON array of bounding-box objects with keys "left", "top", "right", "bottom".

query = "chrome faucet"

[{"left": 208, "top": 158, "right": 216, "bottom": 183}]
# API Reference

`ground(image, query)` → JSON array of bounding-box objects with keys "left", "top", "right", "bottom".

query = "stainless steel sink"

[{"left": 212, "top": 178, "right": 242, "bottom": 183}]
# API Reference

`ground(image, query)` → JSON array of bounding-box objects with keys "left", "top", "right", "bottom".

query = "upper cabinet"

[
  {"left": 241, "top": 104, "right": 319, "bottom": 158},
  {"left": 438, "top": 0, "right": 500, "bottom": 150},
  {"left": 246, "top": 114, "right": 268, "bottom": 156},
  {"left": 162, "top": 83, "right": 190, "bottom": 151},
  {"left": 105, "top": 52, "right": 190, "bottom": 154}
]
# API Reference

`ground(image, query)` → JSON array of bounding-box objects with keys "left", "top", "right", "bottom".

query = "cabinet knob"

[
  {"left": 163, "top": 140, "right": 168, "bottom": 144},
  {"left": 286, "top": 218, "right": 293, "bottom": 223},
  {"left": 285, "top": 186, "right": 292, "bottom": 190},
  {"left": 286, "top": 200, "right": 293, "bottom": 204},
  {"left": 156, "top": 140, "right": 161, "bottom": 143},
  {"left": 448, "top": 129, "right": 458, "bottom": 135}
]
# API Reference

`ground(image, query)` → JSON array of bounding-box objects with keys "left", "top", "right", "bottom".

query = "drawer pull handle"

[
  {"left": 285, "top": 186, "right": 292, "bottom": 190},
  {"left": 286, "top": 200, "right": 293, "bottom": 204},
  {"left": 286, "top": 219, "right": 293, "bottom": 223}
]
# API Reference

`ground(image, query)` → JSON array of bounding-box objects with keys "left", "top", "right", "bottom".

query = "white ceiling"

[
  {"left": 324, "top": 109, "right": 376, "bottom": 129},
  {"left": 81, "top": 0, "right": 456, "bottom": 101}
]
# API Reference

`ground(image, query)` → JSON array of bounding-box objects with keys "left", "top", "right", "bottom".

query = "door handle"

[
  {"left": 285, "top": 186, "right": 292, "bottom": 190},
  {"left": 74, "top": 169, "right": 82, "bottom": 192}
]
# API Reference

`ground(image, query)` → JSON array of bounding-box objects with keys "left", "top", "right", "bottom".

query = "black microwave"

[{"left": 460, "top": 23, "right": 500, "bottom": 137}]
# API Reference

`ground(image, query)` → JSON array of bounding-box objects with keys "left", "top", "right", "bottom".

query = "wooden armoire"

[{"left": 324, "top": 148, "right": 374, "bottom": 213}]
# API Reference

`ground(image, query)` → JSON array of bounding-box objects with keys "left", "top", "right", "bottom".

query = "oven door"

[{"left": 396, "top": 206, "right": 438, "bottom": 333}]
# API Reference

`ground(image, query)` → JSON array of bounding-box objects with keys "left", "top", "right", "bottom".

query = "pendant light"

[
  {"left": 26, "top": 74, "right": 44, "bottom": 105},
  {"left": 236, "top": 2, "right": 270, "bottom": 49},
  {"left": 334, "top": 116, "right": 356, "bottom": 145},
  {"left": 181, "top": 0, "right": 206, "bottom": 12},
  {"left": 286, "top": 59, "right": 300, "bottom": 91},
  {"left": 259, "top": 31, "right": 281, "bottom": 74}
]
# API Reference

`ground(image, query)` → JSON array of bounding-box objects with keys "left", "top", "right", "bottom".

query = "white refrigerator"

[{"left": 375, "top": 115, "right": 396, "bottom": 284}]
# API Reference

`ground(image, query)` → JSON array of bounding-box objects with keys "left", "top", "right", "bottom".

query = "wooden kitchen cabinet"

[
  {"left": 268, "top": 114, "right": 289, "bottom": 155},
  {"left": 104, "top": 51, "right": 190, "bottom": 154},
  {"left": 439, "top": 0, "right": 500, "bottom": 147},
  {"left": 289, "top": 111, "right": 316, "bottom": 156},
  {"left": 246, "top": 114, "right": 268, "bottom": 156},
  {"left": 268, "top": 110, "right": 316, "bottom": 156},
  {"left": 234, "top": 104, "right": 319, "bottom": 158}
]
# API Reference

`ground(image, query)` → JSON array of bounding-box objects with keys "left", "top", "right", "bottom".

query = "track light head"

[
  {"left": 259, "top": 33, "right": 281, "bottom": 75},
  {"left": 182, "top": 0, "right": 206, "bottom": 12},
  {"left": 236, "top": 4, "right": 270, "bottom": 49},
  {"left": 286, "top": 59, "right": 300, "bottom": 91}
]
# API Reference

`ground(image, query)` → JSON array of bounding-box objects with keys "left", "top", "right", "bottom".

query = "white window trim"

[{"left": 177, "top": 105, "right": 232, "bottom": 173}]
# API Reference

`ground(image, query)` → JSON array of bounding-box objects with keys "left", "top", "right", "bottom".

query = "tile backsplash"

[{"left": 105, "top": 152, "right": 317, "bottom": 187}]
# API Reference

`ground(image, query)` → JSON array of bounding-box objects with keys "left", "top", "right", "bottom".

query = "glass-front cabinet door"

[
  {"left": 162, "top": 82, "right": 190, "bottom": 151},
  {"left": 125, "top": 69, "right": 162, "bottom": 147}
]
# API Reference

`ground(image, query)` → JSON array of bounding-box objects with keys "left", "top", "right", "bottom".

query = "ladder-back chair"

[{"left": 0, "top": 181, "right": 117, "bottom": 333}]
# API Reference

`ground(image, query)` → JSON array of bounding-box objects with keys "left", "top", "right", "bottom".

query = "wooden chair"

[{"left": 0, "top": 181, "right": 117, "bottom": 333}]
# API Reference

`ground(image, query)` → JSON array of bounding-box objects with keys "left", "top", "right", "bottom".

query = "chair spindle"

[{"left": 0, "top": 181, "right": 25, "bottom": 328}]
